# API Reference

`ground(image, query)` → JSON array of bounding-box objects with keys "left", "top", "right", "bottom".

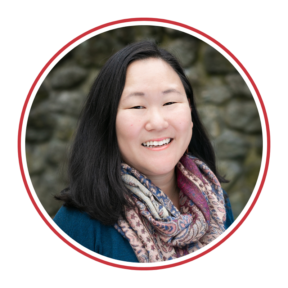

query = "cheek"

[
  {"left": 173, "top": 107, "right": 193, "bottom": 133},
  {"left": 116, "top": 112, "right": 142, "bottom": 145}
]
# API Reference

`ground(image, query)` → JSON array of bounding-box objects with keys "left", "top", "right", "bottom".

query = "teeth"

[{"left": 142, "top": 138, "right": 172, "bottom": 147}]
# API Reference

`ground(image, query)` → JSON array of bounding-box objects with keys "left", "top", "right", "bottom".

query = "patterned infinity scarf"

[{"left": 114, "top": 154, "right": 226, "bottom": 262}]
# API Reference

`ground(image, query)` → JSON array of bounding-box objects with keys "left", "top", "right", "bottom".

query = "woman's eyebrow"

[
  {"left": 125, "top": 88, "right": 180, "bottom": 99},
  {"left": 125, "top": 92, "right": 145, "bottom": 98},
  {"left": 162, "top": 88, "right": 181, "bottom": 94}
]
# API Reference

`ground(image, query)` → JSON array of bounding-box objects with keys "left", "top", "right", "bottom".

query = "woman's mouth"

[{"left": 141, "top": 138, "right": 173, "bottom": 148}]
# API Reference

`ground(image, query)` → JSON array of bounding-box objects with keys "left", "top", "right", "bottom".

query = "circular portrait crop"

[{"left": 19, "top": 19, "right": 268, "bottom": 269}]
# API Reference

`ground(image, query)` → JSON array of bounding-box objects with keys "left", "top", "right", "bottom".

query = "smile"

[{"left": 141, "top": 138, "right": 173, "bottom": 148}]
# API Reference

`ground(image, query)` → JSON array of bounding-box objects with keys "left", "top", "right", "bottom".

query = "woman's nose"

[{"left": 145, "top": 109, "right": 169, "bottom": 131}]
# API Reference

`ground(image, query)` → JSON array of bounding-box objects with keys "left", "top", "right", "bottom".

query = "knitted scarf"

[{"left": 114, "top": 154, "right": 226, "bottom": 262}]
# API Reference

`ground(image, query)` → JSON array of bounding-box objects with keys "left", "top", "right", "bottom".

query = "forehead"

[{"left": 124, "top": 58, "right": 183, "bottom": 90}]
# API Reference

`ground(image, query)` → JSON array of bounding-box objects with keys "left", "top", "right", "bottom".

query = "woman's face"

[{"left": 116, "top": 58, "right": 193, "bottom": 178}]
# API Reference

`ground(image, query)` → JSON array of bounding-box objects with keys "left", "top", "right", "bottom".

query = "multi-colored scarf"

[{"left": 114, "top": 154, "right": 226, "bottom": 262}]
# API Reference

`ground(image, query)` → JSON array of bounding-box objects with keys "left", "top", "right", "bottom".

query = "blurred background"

[{"left": 25, "top": 26, "right": 262, "bottom": 220}]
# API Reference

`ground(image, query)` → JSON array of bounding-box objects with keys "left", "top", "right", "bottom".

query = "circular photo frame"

[{"left": 17, "top": 17, "right": 271, "bottom": 271}]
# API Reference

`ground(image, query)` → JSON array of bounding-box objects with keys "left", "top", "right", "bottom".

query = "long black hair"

[{"left": 56, "top": 41, "right": 227, "bottom": 225}]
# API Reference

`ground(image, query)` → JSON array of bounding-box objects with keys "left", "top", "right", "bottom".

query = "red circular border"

[{"left": 18, "top": 18, "right": 270, "bottom": 270}]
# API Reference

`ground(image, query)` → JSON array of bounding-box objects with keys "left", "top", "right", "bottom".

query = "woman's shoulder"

[
  {"left": 53, "top": 206, "right": 104, "bottom": 252},
  {"left": 54, "top": 206, "right": 100, "bottom": 233},
  {"left": 53, "top": 206, "right": 138, "bottom": 262}
]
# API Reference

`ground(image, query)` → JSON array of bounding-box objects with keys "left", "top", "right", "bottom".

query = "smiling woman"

[
  {"left": 116, "top": 58, "right": 193, "bottom": 202},
  {"left": 54, "top": 41, "right": 234, "bottom": 263}
]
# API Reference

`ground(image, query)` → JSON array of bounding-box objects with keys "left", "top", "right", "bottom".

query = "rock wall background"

[{"left": 25, "top": 26, "right": 262, "bottom": 219}]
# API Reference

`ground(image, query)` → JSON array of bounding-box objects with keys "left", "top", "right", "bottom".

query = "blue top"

[{"left": 54, "top": 191, "right": 234, "bottom": 262}]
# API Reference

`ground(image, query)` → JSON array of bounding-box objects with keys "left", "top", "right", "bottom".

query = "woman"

[{"left": 54, "top": 41, "right": 234, "bottom": 263}]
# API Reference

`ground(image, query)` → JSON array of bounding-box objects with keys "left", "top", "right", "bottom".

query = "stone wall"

[{"left": 25, "top": 26, "right": 262, "bottom": 219}]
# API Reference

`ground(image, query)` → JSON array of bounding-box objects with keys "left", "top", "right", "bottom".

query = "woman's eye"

[
  {"left": 129, "top": 103, "right": 176, "bottom": 109},
  {"left": 130, "top": 106, "right": 145, "bottom": 109}
]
